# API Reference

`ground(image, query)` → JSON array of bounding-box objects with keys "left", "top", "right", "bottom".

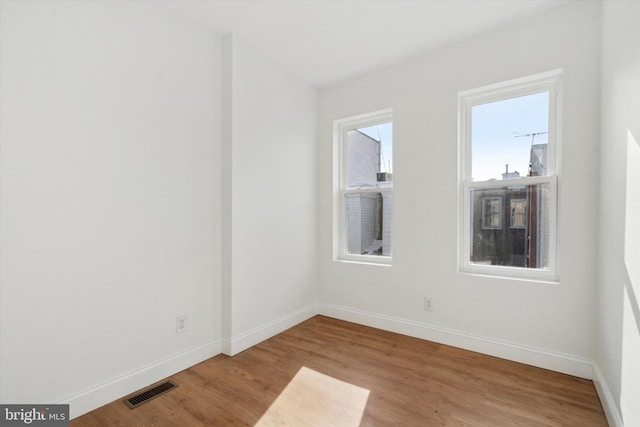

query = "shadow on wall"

[{"left": 621, "top": 129, "right": 640, "bottom": 427}]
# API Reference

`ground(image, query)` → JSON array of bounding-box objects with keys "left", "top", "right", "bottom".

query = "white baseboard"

[
  {"left": 62, "top": 304, "right": 317, "bottom": 420},
  {"left": 60, "top": 304, "right": 601, "bottom": 421},
  {"left": 593, "top": 363, "right": 624, "bottom": 427},
  {"left": 61, "top": 340, "right": 221, "bottom": 420},
  {"left": 318, "top": 304, "right": 594, "bottom": 379},
  {"left": 225, "top": 304, "right": 318, "bottom": 356}
]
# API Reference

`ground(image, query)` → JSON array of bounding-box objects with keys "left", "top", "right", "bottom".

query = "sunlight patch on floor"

[{"left": 255, "top": 367, "right": 370, "bottom": 427}]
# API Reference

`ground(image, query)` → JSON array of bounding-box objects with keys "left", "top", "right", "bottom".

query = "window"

[
  {"left": 510, "top": 199, "right": 527, "bottom": 229},
  {"left": 459, "top": 71, "right": 561, "bottom": 281},
  {"left": 335, "top": 110, "right": 393, "bottom": 264},
  {"left": 482, "top": 197, "right": 502, "bottom": 229}
]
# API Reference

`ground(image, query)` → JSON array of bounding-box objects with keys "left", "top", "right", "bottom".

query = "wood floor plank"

[{"left": 70, "top": 316, "right": 607, "bottom": 426}]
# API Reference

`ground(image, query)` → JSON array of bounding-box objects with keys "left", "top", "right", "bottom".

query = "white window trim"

[
  {"left": 458, "top": 70, "right": 562, "bottom": 283},
  {"left": 333, "top": 109, "right": 393, "bottom": 265}
]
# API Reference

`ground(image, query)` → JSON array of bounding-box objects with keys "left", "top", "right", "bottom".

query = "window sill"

[
  {"left": 335, "top": 256, "right": 392, "bottom": 267},
  {"left": 458, "top": 269, "right": 559, "bottom": 285}
]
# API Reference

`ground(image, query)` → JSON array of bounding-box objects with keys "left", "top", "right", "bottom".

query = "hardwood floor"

[{"left": 71, "top": 316, "right": 608, "bottom": 426}]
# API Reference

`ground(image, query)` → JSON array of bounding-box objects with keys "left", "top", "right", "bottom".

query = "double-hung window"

[
  {"left": 335, "top": 110, "right": 393, "bottom": 264},
  {"left": 458, "top": 70, "right": 561, "bottom": 281}
]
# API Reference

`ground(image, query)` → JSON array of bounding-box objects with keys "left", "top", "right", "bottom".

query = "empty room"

[{"left": 0, "top": 0, "right": 638, "bottom": 426}]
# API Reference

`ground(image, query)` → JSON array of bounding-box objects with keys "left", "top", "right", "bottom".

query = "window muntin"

[
  {"left": 459, "top": 71, "right": 560, "bottom": 281},
  {"left": 335, "top": 111, "right": 393, "bottom": 263}
]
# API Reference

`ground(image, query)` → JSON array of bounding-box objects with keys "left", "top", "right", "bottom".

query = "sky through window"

[
  {"left": 359, "top": 122, "right": 393, "bottom": 174},
  {"left": 472, "top": 91, "right": 549, "bottom": 181}
]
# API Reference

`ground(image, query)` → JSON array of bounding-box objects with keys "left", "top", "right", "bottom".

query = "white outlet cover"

[{"left": 176, "top": 315, "right": 187, "bottom": 333}]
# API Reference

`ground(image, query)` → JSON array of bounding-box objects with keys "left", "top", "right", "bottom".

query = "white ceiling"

[{"left": 163, "top": 0, "right": 569, "bottom": 88}]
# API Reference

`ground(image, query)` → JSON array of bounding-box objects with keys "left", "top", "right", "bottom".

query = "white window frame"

[
  {"left": 458, "top": 70, "right": 562, "bottom": 282},
  {"left": 334, "top": 109, "right": 393, "bottom": 265}
]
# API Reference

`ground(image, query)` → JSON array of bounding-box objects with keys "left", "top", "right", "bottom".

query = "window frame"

[
  {"left": 458, "top": 70, "right": 562, "bottom": 282},
  {"left": 334, "top": 109, "right": 393, "bottom": 265}
]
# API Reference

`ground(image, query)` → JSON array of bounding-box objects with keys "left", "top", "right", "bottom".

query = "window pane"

[
  {"left": 471, "top": 92, "right": 549, "bottom": 181},
  {"left": 346, "top": 122, "right": 392, "bottom": 189},
  {"left": 470, "top": 183, "right": 550, "bottom": 269},
  {"left": 345, "top": 192, "right": 392, "bottom": 256}
]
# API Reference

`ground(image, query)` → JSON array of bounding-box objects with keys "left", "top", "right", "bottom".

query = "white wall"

[
  {"left": 0, "top": 1, "right": 318, "bottom": 417},
  {"left": 0, "top": 0, "right": 223, "bottom": 417},
  {"left": 4, "top": 0, "right": 631, "bottom": 422},
  {"left": 596, "top": 1, "right": 640, "bottom": 425},
  {"left": 222, "top": 35, "right": 317, "bottom": 354},
  {"left": 318, "top": 0, "right": 601, "bottom": 377}
]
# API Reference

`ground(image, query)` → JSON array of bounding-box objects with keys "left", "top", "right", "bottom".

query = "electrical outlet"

[
  {"left": 424, "top": 297, "right": 433, "bottom": 312},
  {"left": 176, "top": 315, "right": 187, "bottom": 334}
]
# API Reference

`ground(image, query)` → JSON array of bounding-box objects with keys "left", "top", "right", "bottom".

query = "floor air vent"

[{"left": 124, "top": 381, "right": 179, "bottom": 409}]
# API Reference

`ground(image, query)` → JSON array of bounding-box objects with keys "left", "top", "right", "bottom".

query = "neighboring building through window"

[
  {"left": 335, "top": 110, "right": 393, "bottom": 263},
  {"left": 459, "top": 71, "right": 560, "bottom": 281}
]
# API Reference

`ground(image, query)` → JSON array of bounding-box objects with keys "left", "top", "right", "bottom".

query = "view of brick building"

[{"left": 471, "top": 144, "right": 548, "bottom": 268}]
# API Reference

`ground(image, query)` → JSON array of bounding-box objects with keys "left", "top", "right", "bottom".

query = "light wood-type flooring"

[{"left": 71, "top": 316, "right": 608, "bottom": 426}]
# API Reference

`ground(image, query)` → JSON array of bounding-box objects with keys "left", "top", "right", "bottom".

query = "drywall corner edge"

[{"left": 226, "top": 305, "right": 318, "bottom": 356}]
